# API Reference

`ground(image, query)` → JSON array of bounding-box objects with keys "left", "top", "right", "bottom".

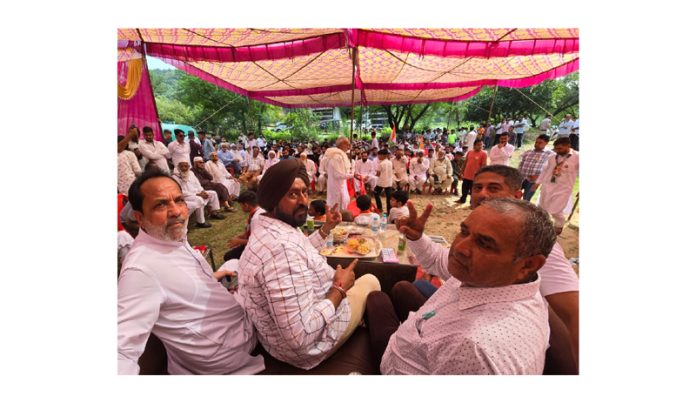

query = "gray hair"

[
  {"left": 474, "top": 165, "right": 524, "bottom": 192},
  {"left": 336, "top": 136, "right": 350, "bottom": 148},
  {"left": 479, "top": 198, "right": 556, "bottom": 260}
]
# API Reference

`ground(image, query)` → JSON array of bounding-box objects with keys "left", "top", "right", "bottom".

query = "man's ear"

[
  {"left": 515, "top": 255, "right": 546, "bottom": 282},
  {"left": 133, "top": 210, "right": 144, "bottom": 227}
]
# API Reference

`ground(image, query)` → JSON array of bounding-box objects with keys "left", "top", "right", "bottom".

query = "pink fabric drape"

[{"left": 117, "top": 50, "right": 162, "bottom": 141}]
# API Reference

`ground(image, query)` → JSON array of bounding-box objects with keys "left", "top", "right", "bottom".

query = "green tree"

[{"left": 155, "top": 96, "right": 198, "bottom": 124}]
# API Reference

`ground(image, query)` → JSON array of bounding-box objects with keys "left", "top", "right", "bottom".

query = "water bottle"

[
  {"left": 380, "top": 213, "right": 387, "bottom": 232},
  {"left": 325, "top": 233, "right": 334, "bottom": 249},
  {"left": 371, "top": 215, "right": 380, "bottom": 235}
]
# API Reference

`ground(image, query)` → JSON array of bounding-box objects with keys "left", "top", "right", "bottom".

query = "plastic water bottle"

[
  {"left": 325, "top": 233, "right": 334, "bottom": 248},
  {"left": 371, "top": 215, "right": 380, "bottom": 235},
  {"left": 380, "top": 213, "right": 388, "bottom": 232}
]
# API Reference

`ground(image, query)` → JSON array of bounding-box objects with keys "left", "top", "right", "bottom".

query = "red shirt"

[{"left": 462, "top": 150, "right": 488, "bottom": 180}]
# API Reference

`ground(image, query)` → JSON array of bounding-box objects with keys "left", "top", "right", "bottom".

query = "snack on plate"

[
  {"left": 331, "top": 228, "right": 349, "bottom": 242},
  {"left": 346, "top": 237, "right": 372, "bottom": 255}
]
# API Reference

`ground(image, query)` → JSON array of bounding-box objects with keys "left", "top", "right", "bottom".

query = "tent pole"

[
  {"left": 349, "top": 47, "right": 357, "bottom": 143},
  {"left": 487, "top": 85, "right": 498, "bottom": 123}
]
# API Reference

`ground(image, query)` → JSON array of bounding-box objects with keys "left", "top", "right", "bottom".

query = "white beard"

[{"left": 141, "top": 215, "right": 189, "bottom": 242}]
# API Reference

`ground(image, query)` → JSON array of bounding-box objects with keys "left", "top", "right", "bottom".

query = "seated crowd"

[{"left": 117, "top": 125, "right": 579, "bottom": 375}]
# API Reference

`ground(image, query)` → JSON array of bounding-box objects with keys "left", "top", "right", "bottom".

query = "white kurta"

[
  {"left": 409, "top": 158, "right": 429, "bottom": 188},
  {"left": 354, "top": 158, "right": 378, "bottom": 189},
  {"left": 205, "top": 160, "right": 240, "bottom": 198},
  {"left": 167, "top": 141, "right": 190, "bottom": 166},
  {"left": 173, "top": 173, "right": 220, "bottom": 212},
  {"left": 139, "top": 140, "right": 171, "bottom": 174},
  {"left": 391, "top": 156, "right": 409, "bottom": 185},
  {"left": 537, "top": 151, "right": 579, "bottom": 228},
  {"left": 489, "top": 143, "right": 515, "bottom": 166},
  {"left": 325, "top": 148, "right": 353, "bottom": 211}
]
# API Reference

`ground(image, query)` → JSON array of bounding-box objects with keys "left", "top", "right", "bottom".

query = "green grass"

[{"left": 185, "top": 207, "right": 247, "bottom": 271}]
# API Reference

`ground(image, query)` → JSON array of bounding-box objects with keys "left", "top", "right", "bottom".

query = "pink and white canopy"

[{"left": 117, "top": 28, "right": 578, "bottom": 108}]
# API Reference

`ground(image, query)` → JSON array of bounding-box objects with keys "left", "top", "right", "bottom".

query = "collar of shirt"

[
  {"left": 136, "top": 225, "right": 189, "bottom": 247},
  {"left": 458, "top": 275, "right": 540, "bottom": 311}
]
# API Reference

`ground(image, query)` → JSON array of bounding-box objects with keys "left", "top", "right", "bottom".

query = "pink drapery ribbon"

[{"left": 117, "top": 45, "right": 162, "bottom": 140}]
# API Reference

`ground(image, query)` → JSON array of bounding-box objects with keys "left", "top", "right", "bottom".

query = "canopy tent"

[{"left": 117, "top": 28, "right": 578, "bottom": 137}]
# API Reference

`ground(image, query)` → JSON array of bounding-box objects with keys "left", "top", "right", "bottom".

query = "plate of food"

[{"left": 319, "top": 235, "right": 381, "bottom": 259}]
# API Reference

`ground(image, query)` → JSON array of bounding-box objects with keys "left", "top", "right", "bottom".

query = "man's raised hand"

[{"left": 395, "top": 201, "right": 432, "bottom": 241}]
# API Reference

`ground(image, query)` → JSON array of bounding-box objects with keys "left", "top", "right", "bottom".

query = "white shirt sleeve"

[
  {"left": 538, "top": 242, "right": 579, "bottom": 296},
  {"left": 407, "top": 235, "right": 452, "bottom": 280},
  {"left": 117, "top": 267, "right": 165, "bottom": 375}
]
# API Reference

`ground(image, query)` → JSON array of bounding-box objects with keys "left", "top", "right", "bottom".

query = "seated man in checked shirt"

[
  {"left": 366, "top": 198, "right": 556, "bottom": 374},
  {"left": 237, "top": 159, "right": 381, "bottom": 370}
]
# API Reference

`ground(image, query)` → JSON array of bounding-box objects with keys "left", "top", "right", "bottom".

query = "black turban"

[{"left": 257, "top": 159, "right": 310, "bottom": 212}]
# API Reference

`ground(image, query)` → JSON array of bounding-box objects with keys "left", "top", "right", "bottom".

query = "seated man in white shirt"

[
  {"left": 172, "top": 157, "right": 224, "bottom": 228},
  {"left": 408, "top": 150, "right": 428, "bottom": 194},
  {"left": 366, "top": 198, "right": 556, "bottom": 374},
  {"left": 118, "top": 169, "right": 264, "bottom": 374},
  {"left": 354, "top": 151, "right": 378, "bottom": 192},
  {"left": 237, "top": 159, "right": 380, "bottom": 370},
  {"left": 395, "top": 164, "right": 579, "bottom": 366},
  {"left": 205, "top": 152, "right": 241, "bottom": 200}
]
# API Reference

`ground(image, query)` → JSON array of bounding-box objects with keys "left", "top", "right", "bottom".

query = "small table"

[{"left": 324, "top": 223, "right": 419, "bottom": 292}]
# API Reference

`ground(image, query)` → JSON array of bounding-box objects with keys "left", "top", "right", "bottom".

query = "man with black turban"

[{"left": 238, "top": 159, "right": 381, "bottom": 370}]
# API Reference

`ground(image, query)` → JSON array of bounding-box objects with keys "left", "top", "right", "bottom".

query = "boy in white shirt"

[
  {"left": 387, "top": 190, "right": 409, "bottom": 224},
  {"left": 373, "top": 149, "right": 394, "bottom": 214},
  {"left": 353, "top": 195, "right": 380, "bottom": 226}
]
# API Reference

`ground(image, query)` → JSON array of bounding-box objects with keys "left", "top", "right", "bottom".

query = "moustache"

[
  {"left": 167, "top": 217, "right": 186, "bottom": 226},
  {"left": 294, "top": 205, "right": 308, "bottom": 215}
]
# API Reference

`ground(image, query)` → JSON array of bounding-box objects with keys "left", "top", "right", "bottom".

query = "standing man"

[
  {"left": 370, "top": 130, "right": 379, "bottom": 150},
  {"left": 465, "top": 126, "right": 477, "bottom": 151},
  {"left": 514, "top": 116, "right": 526, "bottom": 148},
  {"left": 570, "top": 115, "right": 580, "bottom": 151},
  {"left": 536, "top": 137, "right": 579, "bottom": 234},
  {"left": 450, "top": 151, "right": 465, "bottom": 196},
  {"left": 539, "top": 115, "right": 552, "bottom": 135},
  {"left": 167, "top": 129, "right": 190, "bottom": 168},
  {"left": 557, "top": 114, "right": 574, "bottom": 139},
  {"left": 188, "top": 131, "right": 203, "bottom": 163},
  {"left": 118, "top": 135, "right": 141, "bottom": 195},
  {"left": 489, "top": 132, "right": 515, "bottom": 166},
  {"left": 518, "top": 134, "right": 554, "bottom": 201},
  {"left": 238, "top": 160, "right": 380, "bottom": 370},
  {"left": 325, "top": 136, "right": 356, "bottom": 212},
  {"left": 457, "top": 139, "right": 487, "bottom": 204},
  {"left": 200, "top": 131, "right": 215, "bottom": 161},
  {"left": 161, "top": 129, "right": 173, "bottom": 147},
  {"left": 127, "top": 126, "right": 145, "bottom": 168},
  {"left": 118, "top": 170, "right": 264, "bottom": 374},
  {"left": 373, "top": 149, "right": 394, "bottom": 214},
  {"left": 138, "top": 126, "right": 170, "bottom": 174},
  {"left": 299, "top": 152, "right": 317, "bottom": 193}
]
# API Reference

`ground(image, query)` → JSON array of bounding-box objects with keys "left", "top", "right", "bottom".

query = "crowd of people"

[{"left": 117, "top": 119, "right": 579, "bottom": 375}]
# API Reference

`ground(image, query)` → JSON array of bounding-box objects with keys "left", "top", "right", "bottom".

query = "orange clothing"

[{"left": 462, "top": 150, "right": 488, "bottom": 180}]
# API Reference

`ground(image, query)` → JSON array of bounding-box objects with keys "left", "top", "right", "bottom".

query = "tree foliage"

[{"left": 149, "top": 67, "right": 578, "bottom": 139}]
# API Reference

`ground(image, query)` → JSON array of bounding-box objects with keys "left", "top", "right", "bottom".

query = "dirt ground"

[{"left": 404, "top": 192, "right": 579, "bottom": 275}]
